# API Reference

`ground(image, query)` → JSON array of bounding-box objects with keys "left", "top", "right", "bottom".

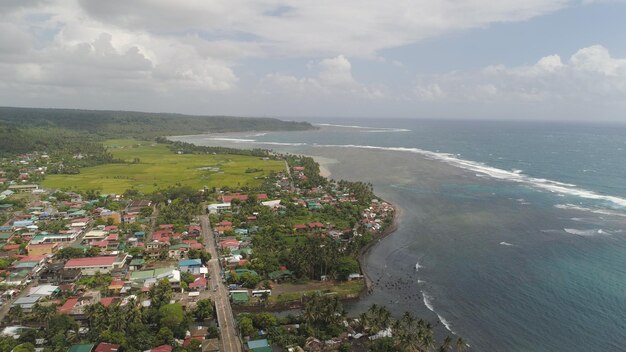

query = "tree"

[
  {"left": 158, "top": 303, "right": 184, "bottom": 332},
  {"left": 238, "top": 316, "right": 256, "bottom": 337},
  {"left": 192, "top": 299, "right": 214, "bottom": 322},
  {"left": 149, "top": 279, "right": 173, "bottom": 309},
  {"left": 155, "top": 327, "right": 174, "bottom": 345},
  {"left": 12, "top": 343, "right": 35, "bottom": 352},
  {"left": 335, "top": 256, "right": 359, "bottom": 280},
  {"left": 253, "top": 312, "right": 278, "bottom": 330},
  {"left": 55, "top": 247, "right": 85, "bottom": 259}
]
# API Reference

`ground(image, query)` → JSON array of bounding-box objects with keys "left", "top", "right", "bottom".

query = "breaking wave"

[
  {"left": 311, "top": 144, "right": 626, "bottom": 209},
  {"left": 315, "top": 123, "right": 410, "bottom": 132},
  {"left": 563, "top": 228, "right": 612, "bottom": 237},
  {"left": 422, "top": 292, "right": 455, "bottom": 334},
  {"left": 499, "top": 242, "right": 515, "bottom": 246}
]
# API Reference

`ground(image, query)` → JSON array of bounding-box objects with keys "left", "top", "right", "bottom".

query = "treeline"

[
  {"left": 155, "top": 138, "right": 271, "bottom": 157},
  {"left": 0, "top": 125, "right": 116, "bottom": 173},
  {"left": 0, "top": 106, "right": 314, "bottom": 139}
]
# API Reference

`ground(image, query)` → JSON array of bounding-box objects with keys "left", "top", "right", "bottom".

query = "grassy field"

[
  {"left": 268, "top": 280, "right": 365, "bottom": 304},
  {"left": 43, "top": 139, "right": 285, "bottom": 193}
]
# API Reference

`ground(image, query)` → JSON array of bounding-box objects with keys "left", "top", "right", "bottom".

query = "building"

[
  {"left": 26, "top": 243, "right": 58, "bottom": 256},
  {"left": 207, "top": 203, "right": 231, "bottom": 214},
  {"left": 64, "top": 255, "right": 128, "bottom": 275},
  {"left": 30, "top": 232, "right": 78, "bottom": 245},
  {"left": 8, "top": 184, "right": 39, "bottom": 193},
  {"left": 247, "top": 339, "right": 272, "bottom": 352},
  {"left": 178, "top": 259, "right": 203, "bottom": 274}
]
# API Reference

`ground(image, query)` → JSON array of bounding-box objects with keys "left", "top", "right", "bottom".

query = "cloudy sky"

[{"left": 1, "top": 0, "right": 626, "bottom": 120}]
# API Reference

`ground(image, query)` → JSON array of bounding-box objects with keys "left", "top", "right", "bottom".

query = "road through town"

[{"left": 201, "top": 214, "right": 242, "bottom": 352}]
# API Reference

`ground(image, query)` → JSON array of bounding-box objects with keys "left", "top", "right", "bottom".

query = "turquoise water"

[{"left": 175, "top": 119, "right": 626, "bottom": 351}]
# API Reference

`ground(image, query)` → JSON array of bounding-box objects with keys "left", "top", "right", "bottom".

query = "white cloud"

[
  {"left": 262, "top": 55, "right": 385, "bottom": 99},
  {"left": 414, "top": 45, "right": 626, "bottom": 103}
]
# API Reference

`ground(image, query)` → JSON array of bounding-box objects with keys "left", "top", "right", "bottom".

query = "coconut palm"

[
  {"left": 439, "top": 336, "right": 453, "bottom": 352},
  {"left": 455, "top": 337, "right": 468, "bottom": 352}
]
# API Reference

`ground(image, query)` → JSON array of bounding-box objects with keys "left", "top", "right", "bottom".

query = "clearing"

[{"left": 43, "top": 139, "right": 285, "bottom": 193}]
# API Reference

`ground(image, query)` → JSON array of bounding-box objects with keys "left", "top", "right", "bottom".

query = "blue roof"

[
  {"left": 0, "top": 227, "right": 12, "bottom": 232},
  {"left": 14, "top": 220, "right": 34, "bottom": 227},
  {"left": 179, "top": 258, "right": 202, "bottom": 267},
  {"left": 134, "top": 231, "right": 145, "bottom": 236}
]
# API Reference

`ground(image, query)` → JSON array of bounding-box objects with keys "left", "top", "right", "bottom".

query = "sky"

[{"left": 1, "top": 0, "right": 626, "bottom": 121}]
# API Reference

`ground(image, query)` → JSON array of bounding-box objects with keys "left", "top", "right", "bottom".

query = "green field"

[{"left": 42, "top": 139, "right": 285, "bottom": 193}]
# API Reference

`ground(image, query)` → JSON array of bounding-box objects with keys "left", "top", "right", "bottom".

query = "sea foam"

[
  {"left": 422, "top": 292, "right": 455, "bottom": 334},
  {"left": 311, "top": 144, "right": 626, "bottom": 209}
]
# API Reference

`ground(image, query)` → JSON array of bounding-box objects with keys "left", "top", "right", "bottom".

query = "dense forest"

[
  {"left": 0, "top": 106, "right": 313, "bottom": 139},
  {"left": 0, "top": 106, "right": 313, "bottom": 173}
]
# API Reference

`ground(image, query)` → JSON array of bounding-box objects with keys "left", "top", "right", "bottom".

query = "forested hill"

[{"left": 0, "top": 106, "right": 314, "bottom": 138}]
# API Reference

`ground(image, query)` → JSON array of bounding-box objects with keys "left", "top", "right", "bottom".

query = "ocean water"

[{"left": 173, "top": 119, "right": 626, "bottom": 351}]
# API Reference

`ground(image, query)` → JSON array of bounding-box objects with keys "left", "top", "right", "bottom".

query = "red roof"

[
  {"left": 190, "top": 243, "right": 203, "bottom": 250},
  {"left": 189, "top": 276, "right": 207, "bottom": 289},
  {"left": 105, "top": 233, "right": 119, "bottom": 241},
  {"left": 19, "top": 255, "right": 46, "bottom": 262},
  {"left": 293, "top": 166, "right": 305, "bottom": 171},
  {"left": 94, "top": 342, "right": 121, "bottom": 352},
  {"left": 100, "top": 297, "right": 115, "bottom": 307},
  {"left": 104, "top": 226, "right": 118, "bottom": 232},
  {"left": 219, "top": 220, "right": 232, "bottom": 226},
  {"left": 65, "top": 256, "right": 117, "bottom": 268},
  {"left": 90, "top": 240, "right": 108, "bottom": 248},
  {"left": 151, "top": 345, "right": 173, "bottom": 352},
  {"left": 159, "top": 224, "right": 174, "bottom": 229},
  {"left": 294, "top": 224, "right": 307, "bottom": 230},
  {"left": 59, "top": 297, "right": 78, "bottom": 314},
  {"left": 308, "top": 222, "right": 325, "bottom": 228},
  {"left": 2, "top": 244, "right": 20, "bottom": 251}
]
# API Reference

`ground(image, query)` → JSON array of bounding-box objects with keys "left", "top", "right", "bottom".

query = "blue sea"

[{"left": 174, "top": 119, "right": 626, "bottom": 351}]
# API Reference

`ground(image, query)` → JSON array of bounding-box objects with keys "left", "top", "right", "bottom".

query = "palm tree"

[
  {"left": 455, "top": 337, "right": 468, "bottom": 352},
  {"left": 439, "top": 336, "right": 453, "bottom": 352}
]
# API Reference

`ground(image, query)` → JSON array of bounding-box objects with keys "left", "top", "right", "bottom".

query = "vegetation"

[
  {"left": 42, "top": 140, "right": 285, "bottom": 193},
  {"left": 0, "top": 106, "right": 313, "bottom": 139}
]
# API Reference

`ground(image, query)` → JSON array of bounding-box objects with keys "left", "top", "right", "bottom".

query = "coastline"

[
  {"left": 313, "top": 154, "right": 401, "bottom": 296},
  {"left": 359, "top": 203, "right": 401, "bottom": 294}
]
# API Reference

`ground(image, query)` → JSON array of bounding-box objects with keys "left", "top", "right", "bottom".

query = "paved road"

[{"left": 201, "top": 215, "right": 241, "bottom": 352}]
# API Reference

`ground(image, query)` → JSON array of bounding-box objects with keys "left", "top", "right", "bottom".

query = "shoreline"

[
  {"left": 358, "top": 202, "right": 402, "bottom": 294},
  {"left": 311, "top": 154, "right": 400, "bottom": 294}
]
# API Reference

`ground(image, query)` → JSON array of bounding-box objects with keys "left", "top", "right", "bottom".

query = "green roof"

[
  {"left": 247, "top": 339, "right": 271, "bottom": 352},
  {"left": 129, "top": 258, "right": 145, "bottom": 266},
  {"left": 68, "top": 343, "right": 95, "bottom": 352},
  {"left": 130, "top": 270, "right": 156, "bottom": 281},
  {"left": 0, "top": 233, "right": 12, "bottom": 240},
  {"left": 170, "top": 244, "right": 190, "bottom": 250},
  {"left": 231, "top": 291, "right": 249, "bottom": 303},
  {"left": 268, "top": 270, "right": 293, "bottom": 280}
]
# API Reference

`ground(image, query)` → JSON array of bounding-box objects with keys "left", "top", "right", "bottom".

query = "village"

[{"left": 0, "top": 151, "right": 396, "bottom": 352}]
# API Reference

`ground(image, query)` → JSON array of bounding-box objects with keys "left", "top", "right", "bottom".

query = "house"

[
  {"left": 68, "top": 343, "right": 95, "bottom": 352},
  {"left": 83, "top": 230, "right": 108, "bottom": 241},
  {"left": 247, "top": 339, "right": 272, "bottom": 352},
  {"left": 168, "top": 244, "right": 190, "bottom": 258},
  {"left": 148, "top": 345, "right": 172, "bottom": 352},
  {"left": 29, "top": 232, "right": 78, "bottom": 245},
  {"left": 12, "top": 296, "right": 42, "bottom": 311},
  {"left": 94, "top": 342, "right": 120, "bottom": 352},
  {"left": 219, "top": 238, "right": 240, "bottom": 251},
  {"left": 64, "top": 255, "right": 128, "bottom": 275},
  {"left": 178, "top": 259, "right": 203, "bottom": 274},
  {"left": 26, "top": 243, "right": 58, "bottom": 256},
  {"left": 230, "top": 290, "right": 249, "bottom": 304},
  {"left": 188, "top": 276, "right": 208, "bottom": 291},
  {"left": 129, "top": 258, "right": 145, "bottom": 271},
  {"left": 207, "top": 203, "right": 231, "bottom": 214}
]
